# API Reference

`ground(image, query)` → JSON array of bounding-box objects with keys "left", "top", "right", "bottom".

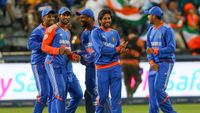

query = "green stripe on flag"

[{"left": 117, "top": 0, "right": 124, "bottom": 6}]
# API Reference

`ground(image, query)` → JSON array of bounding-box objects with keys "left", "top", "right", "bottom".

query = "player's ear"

[
  {"left": 98, "top": 20, "right": 101, "bottom": 26},
  {"left": 42, "top": 16, "right": 46, "bottom": 22}
]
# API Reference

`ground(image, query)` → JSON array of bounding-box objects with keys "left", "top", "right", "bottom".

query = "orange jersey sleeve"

[{"left": 42, "top": 24, "right": 60, "bottom": 55}]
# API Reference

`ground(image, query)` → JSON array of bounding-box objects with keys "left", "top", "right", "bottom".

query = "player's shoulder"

[
  {"left": 46, "top": 24, "right": 58, "bottom": 33},
  {"left": 110, "top": 29, "right": 118, "bottom": 33},
  {"left": 162, "top": 24, "right": 173, "bottom": 31},
  {"left": 91, "top": 27, "right": 100, "bottom": 33},
  {"left": 32, "top": 24, "right": 43, "bottom": 33},
  {"left": 93, "top": 25, "right": 98, "bottom": 30}
]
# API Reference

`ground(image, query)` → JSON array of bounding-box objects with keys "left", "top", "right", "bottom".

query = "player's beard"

[
  {"left": 103, "top": 22, "right": 111, "bottom": 29},
  {"left": 61, "top": 18, "right": 70, "bottom": 25},
  {"left": 47, "top": 20, "right": 55, "bottom": 27},
  {"left": 81, "top": 21, "right": 89, "bottom": 28}
]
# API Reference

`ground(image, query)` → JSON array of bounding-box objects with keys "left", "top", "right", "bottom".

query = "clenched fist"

[
  {"left": 146, "top": 48, "right": 154, "bottom": 54},
  {"left": 73, "top": 54, "right": 81, "bottom": 62},
  {"left": 59, "top": 47, "right": 71, "bottom": 55},
  {"left": 117, "top": 41, "right": 128, "bottom": 54},
  {"left": 69, "top": 53, "right": 81, "bottom": 62},
  {"left": 151, "top": 63, "right": 159, "bottom": 71},
  {"left": 146, "top": 48, "right": 158, "bottom": 54}
]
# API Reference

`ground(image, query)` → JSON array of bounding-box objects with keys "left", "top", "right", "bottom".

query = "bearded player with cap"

[
  {"left": 144, "top": 6, "right": 177, "bottom": 113},
  {"left": 76, "top": 8, "right": 112, "bottom": 113}
]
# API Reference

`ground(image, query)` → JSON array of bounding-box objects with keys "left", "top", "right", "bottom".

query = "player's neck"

[
  {"left": 86, "top": 22, "right": 94, "bottom": 30},
  {"left": 100, "top": 26, "right": 110, "bottom": 32},
  {"left": 58, "top": 22, "right": 68, "bottom": 30},
  {"left": 154, "top": 21, "right": 164, "bottom": 28},
  {"left": 42, "top": 22, "right": 47, "bottom": 28}
]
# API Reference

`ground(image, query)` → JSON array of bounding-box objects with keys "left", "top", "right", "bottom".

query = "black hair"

[
  {"left": 98, "top": 8, "right": 113, "bottom": 25},
  {"left": 155, "top": 15, "right": 162, "bottom": 20}
]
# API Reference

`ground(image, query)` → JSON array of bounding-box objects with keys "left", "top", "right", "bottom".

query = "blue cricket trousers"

[
  {"left": 84, "top": 65, "right": 97, "bottom": 113},
  {"left": 85, "top": 65, "right": 96, "bottom": 101},
  {"left": 65, "top": 72, "right": 83, "bottom": 113},
  {"left": 96, "top": 65, "right": 122, "bottom": 113},
  {"left": 148, "top": 62, "right": 177, "bottom": 113},
  {"left": 31, "top": 64, "right": 53, "bottom": 113},
  {"left": 45, "top": 63, "right": 68, "bottom": 113}
]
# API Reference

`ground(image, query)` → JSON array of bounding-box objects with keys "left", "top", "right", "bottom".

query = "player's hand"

[
  {"left": 59, "top": 47, "right": 72, "bottom": 55},
  {"left": 146, "top": 48, "right": 154, "bottom": 54},
  {"left": 151, "top": 63, "right": 159, "bottom": 71},
  {"left": 120, "top": 41, "right": 128, "bottom": 49},
  {"left": 73, "top": 54, "right": 81, "bottom": 62},
  {"left": 117, "top": 41, "right": 128, "bottom": 54},
  {"left": 59, "top": 47, "right": 66, "bottom": 55},
  {"left": 70, "top": 53, "right": 81, "bottom": 62},
  {"left": 120, "top": 48, "right": 130, "bottom": 56}
]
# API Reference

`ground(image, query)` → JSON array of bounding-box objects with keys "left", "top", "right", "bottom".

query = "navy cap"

[
  {"left": 144, "top": 6, "right": 163, "bottom": 17},
  {"left": 41, "top": 8, "right": 55, "bottom": 17},
  {"left": 76, "top": 8, "right": 94, "bottom": 18},
  {"left": 58, "top": 7, "right": 71, "bottom": 15}
]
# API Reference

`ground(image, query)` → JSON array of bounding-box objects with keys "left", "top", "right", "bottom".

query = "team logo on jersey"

[
  {"left": 151, "top": 42, "right": 162, "bottom": 46},
  {"left": 59, "top": 39, "right": 70, "bottom": 45},
  {"left": 103, "top": 42, "right": 115, "bottom": 48},
  {"left": 112, "top": 37, "right": 116, "bottom": 42}
]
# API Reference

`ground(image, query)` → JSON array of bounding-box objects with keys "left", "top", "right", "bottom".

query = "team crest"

[{"left": 112, "top": 37, "right": 116, "bottom": 42}]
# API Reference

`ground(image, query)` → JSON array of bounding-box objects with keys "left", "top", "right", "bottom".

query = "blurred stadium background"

[{"left": 0, "top": 0, "right": 200, "bottom": 113}]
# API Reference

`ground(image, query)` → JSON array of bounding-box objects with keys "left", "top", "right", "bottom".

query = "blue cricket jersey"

[
  {"left": 146, "top": 24, "right": 176, "bottom": 63},
  {"left": 27, "top": 24, "right": 46, "bottom": 64},
  {"left": 42, "top": 24, "right": 71, "bottom": 65},
  {"left": 91, "top": 27, "right": 120, "bottom": 65},
  {"left": 79, "top": 26, "right": 97, "bottom": 66}
]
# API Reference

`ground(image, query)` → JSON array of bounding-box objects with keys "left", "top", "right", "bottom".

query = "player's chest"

[
  {"left": 55, "top": 30, "right": 71, "bottom": 45},
  {"left": 100, "top": 32, "right": 118, "bottom": 44},
  {"left": 149, "top": 30, "right": 163, "bottom": 42}
]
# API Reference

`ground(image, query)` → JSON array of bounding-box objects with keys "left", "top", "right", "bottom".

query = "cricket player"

[
  {"left": 76, "top": 8, "right": 111, "bottom": 113},
  {"left": 76, "top": 8, "right": 97, "bottom": 113},
  {"left": 144, "top": 6, "right": 177, "bottom": 113},
  {"left": 27, "top": 8, "right": 55, "bottom": 113},
  {"left": 91, "top": 8, "right": 127, "bottom": 113},
  {"left": 41, "top": 7, "right": 82, "bottom": 113}
]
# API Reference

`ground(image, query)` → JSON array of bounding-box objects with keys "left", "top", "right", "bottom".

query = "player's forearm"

[
  {"left": 41, "top": 43, "right": 60, "bottom": 55},
  {"left": 158, "top": 45, "right": 175, "bottom": 54}
]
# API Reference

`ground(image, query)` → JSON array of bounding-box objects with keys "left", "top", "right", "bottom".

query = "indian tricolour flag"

[{"left": 106, "top": 0, "right": 147, "bottom": 26}]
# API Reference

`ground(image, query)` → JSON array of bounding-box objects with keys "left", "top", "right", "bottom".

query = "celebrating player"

[
  {"left": 42, "top": 7, "right": 82, "bottom": 113},
  {"left": 91, "top": 8, "right": 127, "bottom": 113},
  {"left": 76, "top": 8, "right": 111, "bottom": 113},
  {"left": 27, "top": 8, "right": 55, "bottom": 113},
  {"left": 76, "top": 8, "right": 97, "bottom": 113},
  {"left": 144, "top": 6, "right": 177, "bottom": 113}
]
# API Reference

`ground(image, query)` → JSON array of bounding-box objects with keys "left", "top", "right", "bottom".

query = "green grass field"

[{"left": 0, "top": 104, "right": 199, "bottom": 113}]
